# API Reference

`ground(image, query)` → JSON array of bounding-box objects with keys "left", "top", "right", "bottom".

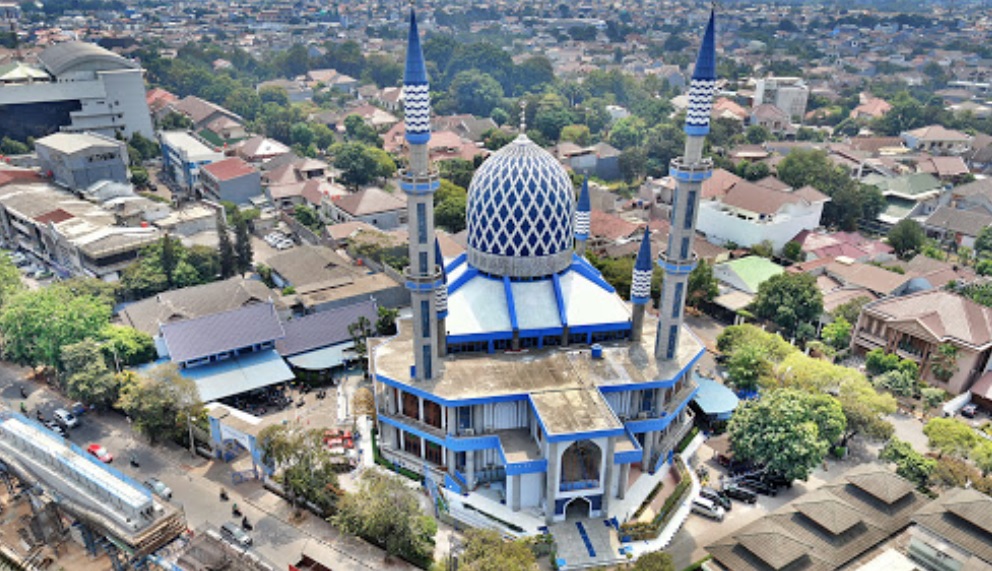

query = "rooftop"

[
  {"left": 200, "top": 157, "right": 257, "bottom": 182},
  {"left": 865, "top": 289, "right": 992, "bottom": 350},
  {"left": 36, "top": 132, "right": 123, "bottom": 154},
  {"left": 911, "top": 487, "right": 992, "bottom": 565},
  {"left": 161, "top": 302, "right": 285, "bottom": 364}
]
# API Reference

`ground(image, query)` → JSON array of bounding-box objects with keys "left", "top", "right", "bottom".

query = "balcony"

[
  {"left": 855, "top": 330, "right": 887, "bottom": 348},
  {"left": 379, "top": 410, "right": 445, "bottom": 441}
]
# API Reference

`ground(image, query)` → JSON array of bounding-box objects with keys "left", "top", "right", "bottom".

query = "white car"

[{"left": 275, "top": 239, "right": 294, "bottom": 250}]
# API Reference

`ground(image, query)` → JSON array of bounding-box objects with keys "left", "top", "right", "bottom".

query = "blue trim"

[
  {"left": 571, "top": 256, "right": 616, "bottom": 293},
  {"left": 528, "top": 394, "right": 626, "bottom": 443},
  {"left": 447, "top": 330, "right": 513, "bottom": 345},
  {"left": 519, "top": 327, "right": 563, "bottom": 338},
  {"left": 575, "top": 233, "right": 588, "bottom": 241},
  {"left": 503, "top": 276, "right": 519, "bottom": 332},
  {"left": 577, "top": 176, "right": 591, "bottom": 212},
  {"left": 437, "top": 310, "right": 448, "bottom": 320},
  {"left": 447, "top": 265, "right": 478, "bottom": 295},
  {"left": 670, "top": 165, "right": 713, "bottom": 181},
  {"left": 682, "top": 125, "right": 711, "bottom": 137},
  {"left": 446, "top": 253, "right": 467, "bottom": 273},
  {"left": 552, "top": 273, "right": 568, "bottom": 328},
  {"left": 659, "top": 259, "right": 698, "bottom": 275},
  {"left": 444, "top": 473, "right": 463, "bottom": 494},
  {"left": 400, "top": 178, "right": 440, "bottom": 194},
  {"left": 405, "top": 279, "right": 444, "bottom": 292},
  {"left": 377, "top": 372, "right": 528, "bottom": 407},
  {"left": 692, "top": 10, "right": 717, "bottom": 82},
  {"left": 405, "top": 132, "right": 432, "bottom": 145},
  {"left": 624, "top": 387, "right": 699, "bottom": 434},
  {"left": 631, "top": 295, "right": 650, "bottom": 305},
  {"left": 634, "top": 227, "right": 653, "bottom": 272},
  {"left": 570, "top": 321, "right": 632, "bottom": 335},
  {"left": 614, "top": 427, "right": 643, "bottom": 465}
]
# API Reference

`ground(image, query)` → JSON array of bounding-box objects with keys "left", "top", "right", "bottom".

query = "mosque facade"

[{"left": 373, "top": 10, "right": 718, "bottom": 524}]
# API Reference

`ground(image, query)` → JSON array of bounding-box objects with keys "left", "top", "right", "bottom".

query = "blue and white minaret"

[
  {"left": 630, "top": 228, "right": 652, "bottom": 343},
  {"left": 655, "top": 10, "right": 716, "bottom": 362},
  {"left": 401, "top": 9, "right": 442, "bottom": 381},
  {"left": 574, "top": 176, "right": 591, "bottom": 256},
  {"left": 434, "top": 237, "right": 448, "bottom": 357}
]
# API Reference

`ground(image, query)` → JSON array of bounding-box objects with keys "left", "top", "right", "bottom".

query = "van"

[
  {"left": 53, "top": 409, "right": 79, "bottom": 429},
  {"left": 691, "top": 497, "right": 725, "bottom": 521}
]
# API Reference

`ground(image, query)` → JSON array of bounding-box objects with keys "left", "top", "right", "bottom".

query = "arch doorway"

[
  {"left": 560, "top": 440, "right": 602, "bottom": 490},
  {"left": 565, "top": 496, "right": 591, "bottom": 519}
]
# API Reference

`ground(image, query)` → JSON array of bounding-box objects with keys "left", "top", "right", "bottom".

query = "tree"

[
  {"left": 257, "top": 424, "right": 343, "bottom": 513},
  {"left": 216, "top": 211, "right": 236, "bottom": 279},
  {"left": 0, "top": 137, "right": 29, "bottom": 155},
  {"left": 751, "top": 240, "right": 774, "bottom": 258},
  {"left": 332, "top": 471, "right": 436, "bottom": 567},
  {"left": 446, "top": 70, "right": 504, "bottom": 117},
  {"left": 838, "top": 394, "right": 895, "bottom": 446},
  {"left": 729, "top": 389, "right": 845, "bottom": 481},
  {"left": 434, "top": 179, "right": 468, "bottom": 233},
  {"left": 686, "top": 259, "right": 718, "bottom": 308},
  {"left": 973, "top": 441, "right": 992, "bottom": 475},
  {"left": 258, "top": 85, "right": 290, "bottom": 106},
  {"left": 99, "top": 324, "right": 156, "bottom": 367},
  {"left": 880, "top": 438, "right": 935, "bottom": 490},
  {"left": 832, "top": 296, "right": 871, "bottom": 325},
  {"left": 348, "top": 316, "right": 374, "bottom": 371},
  {"left": 888, "top": 219, "right": 926, "bottom": 258},
  {"left": 0, "top": 252, "right": 24, "bottom": 307},
  {"left": 751, "top": 272, "right": 823, "bottom": 336},
  {"left": 609, "top": 116, "right": 647, "bottom": 149},
  {"left": 376, "top": 306, "right": 399, "bottom": 336},
  {"left": 618, "top": 147, "right": 647, "bottom": 182},
  {"left": 924, "top": 418, "right": 978, "bottom": 458},
  {"left": 294, "top": 204, "right": 322, "bottom": 231},
  {"left": 457, "top": 529, "right": 539, "bottom": 571},
  {"left": 776, "top": 148, "right": 884, "bottom": 230},
  {"left": 560, "top": 124, "right": 591, "bottom": 146},
  {"left": 782, "top": 240, "right": 803, "bottom": 262},
  {"left": 929, "top": 343, "right": 959, "bottom": 385},
  {"left": 821, "top": 316, "right": 852, "bottom": 350},
  {"left": 334, "top": 142, "right": 382, "bottom": 189},
  {"left": 116, "top": 363, "right": 202, "bottom": 444},
  {"left": 233, "top": 212, "right": 253, "bottom": 275},
  {"left": 745, "top": 125, "right": 772, "bottom": 144},
  {"left": 920, "top": 387, "right": 946, "bottom": 417},
  {"left": 632, "top": 551, "right": 675, "bottom": 571},
  {"left": 62, "top": 340, "right": 118, "bottom": 408},
  {"left": 726, "top": 344, "right": 768, "bottom": 391},
  {"left": 975, "top": 226, "right": 992, "bottom": 256},
  {"left": 160, "top": 234, "right": 179, "bottom": 288},
  {"left": 343, "top": 115, "right": 382, "bottom": 147},
  {"left": 873, "top": 369, "right": 919, "bottom": 398}
]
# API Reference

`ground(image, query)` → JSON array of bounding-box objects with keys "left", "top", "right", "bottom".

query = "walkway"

[{"left": 550, "top": 517, "right": 624, "bottom": 570}]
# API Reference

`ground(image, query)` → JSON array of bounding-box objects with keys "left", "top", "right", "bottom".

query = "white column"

[
  {"left": 545, "top": 441, "right": 559, "bottom": 524},
  {"left": 602, "top": 437, "right": 617, "bottom": 514}
]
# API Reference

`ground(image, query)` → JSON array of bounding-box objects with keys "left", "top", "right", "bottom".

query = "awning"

[
  {"left": 693, "top": 378, "right": 740, "bottom": 421},
  {"left": 180, "top": 349, "right": 294, "bottom": 403},
  {"left": 713, "top": 290, "right": 753, "bottom": 312},
  {"left": 285, "top": 343, "right": 353, "bottom": 370}
]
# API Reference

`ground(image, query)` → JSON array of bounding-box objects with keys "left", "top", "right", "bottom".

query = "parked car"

[
  {"left": 699, "top": 487, "right": 732, "bottom": 511},
  {"left": 962, "top": 404, "right": 979, "bottom": 418},
  {"left": 87, "top": 443, "right": 113, "bottom": 463},
  {"left": 9, "top": 252, "right": 28, "bottom": 266},
  {"left": 144, "top": 477, "right": 173, "bottom": 500},
  {"left": 53, "top": 408, "right": 79, "bottom": 429},
  {"left": 690, "top": 497, "right": 725, "bottom": 521},
  {"left": 763, "top": 471, "right": 793, "bottom": 489},
  {"left": 43, "top": 420, "right": 66, "bottom": 438},
  {"left": 220, "top": 522, "right": 252, "bottom": 547},
  {"left": 32, "top": 269, "right": 53, "bottom": 280},
  {"left": 740, "top": 477, "right": 777, "bottom": 496},
  {"left": 723, "top": 483, "right": 758, "bottom": 504}
]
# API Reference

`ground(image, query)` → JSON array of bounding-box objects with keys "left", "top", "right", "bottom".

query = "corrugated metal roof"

[
  {"left": 161, "top": 302, "right": 284, "bottom": 364},
  {"left": 276, "top": 299, "right": 377, "bottom": 357}
]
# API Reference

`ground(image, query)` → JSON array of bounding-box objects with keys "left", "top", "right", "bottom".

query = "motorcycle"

[
  {"left": 241, "top": 516, "right": 253, "bottom": 531},
  {"left": 231, "top": 503, "right": 241, "bottom": 517},
  {"left": 220, "top": 489, "right": 229, "bottom": 502},
  {"left": 129, "top": 455, "right": 140, "bottom": 468}
]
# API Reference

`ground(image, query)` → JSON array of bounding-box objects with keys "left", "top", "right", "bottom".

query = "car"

[
  {"left": 690, "top": 497, "right": 725, "bottom": 521},
  {"left": 220, "top": 522, "right": 252, "bottom": 547},
  {"left": 699, "top": 487, "right": 732, "bottom": 511},
  {"left": 43, "top": 420, "right": 66, "bottom": 438},
  {"left": 144, "top": 478, "right": 172, "bottom": 500},
  {"left": 962, "top": 404, "right": 979, "bottom": 418},
  {"left": 740, "top": 477, "right": 777, "bottom": 496},
  {"left": 9, "top": 253, "right": 27, "bottom": 266},
  {"left": 87, "top": 444, "right": 113, "bottom": 463},
  {"left": 763, "top": 471, "right": 793, "bottom": 489},
  {"left": 723, "top": 483, "right": 758, "bottom": 504},
  {"left": 53, "top": 408, "right": 79, "bottom": 429},
  {"left": 32, "top": 269, "right": 53, "bottom": 280}
]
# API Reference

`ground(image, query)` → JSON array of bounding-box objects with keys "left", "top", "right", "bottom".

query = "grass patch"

[
  {"left": 620, "top": 456, "right": 692, "bottom": 541},
  {"left": 676, "top": 426, "right": 700, "bottom": 454}
]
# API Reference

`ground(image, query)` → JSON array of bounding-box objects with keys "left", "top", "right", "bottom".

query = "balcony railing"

[
  {"left": 560, "top": 480, "right": 599, "bottom": 492},
  {"left": 856, "top": 331, "right": 887, "bottom": 347},
  {"left": 380, "top": 410, "right": 445, "bottom": 440}
]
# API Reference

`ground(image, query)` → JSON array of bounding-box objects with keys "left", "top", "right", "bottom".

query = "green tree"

[
  {"left": 233, "top": 211, "right": 253, "bottom": 275},
  {"left": 258, "top": 85, "right": 290, "bottom": 106},
  {"left": 376, "top": 306, "right": 399, "bottom": 336},
  {"left": 216, "top": 211, "right": 236, "bottom": 279},
  {"left": 608, "top": 116, "right": 647, "bottom": 149},
  {"left": 687, "top": 259, "right": 718, "bottom": 308},
  {"left": 446, "top": 70, "right": 504, "bottom": 117},
  {"left": 873, "top": 369, "right": 919, "bottom": 398},
  {"left": 745, "top": 125, "right": 772, "bottom": 144},
  {"left": 920, "top": 387, "right": 946, "bottom": 417},
  {"left": 888, "top": 219, "right": 926, "bottom": 258},
  {"left": 129, "top": 132, "right": 160, "bottom": 162},
  {"left": 729, "top": 388, "right": 846, "bottom": 481},
  {"left": 821, "top": 316, "right": 852, "bottom": 350},
  {"left": 99, "top": 324, "right": 156, "bottom": 367},
  {"left": 782, "top": 240, "right": 803, "bottom": 262},
  {"left": 880, "top": 437, "right": 935, "bottom": 489},
  {"left": 975, "top": 226, "right": 992, "bottom": 256},
  {"left": 294, "top": 204, "right": 322, "bottom": 231},
  {"left": 160, "top": 234, "right": 179, "bottom": 288},
  {"left": 457, "top": 529, "right": 539, "bottom": 571},
  {"left": 973, "top": 441, "right": 992, "bottom": 475},
  {"left": 832, "top": 296, "right": 871, "bottom": 324},
  {"left": 618, "top": 147, "right": 647, "bottom": 182},
  {"left": 632, "top": 551, "right": 675, "bottom": 571},
  {"left": 348, "top": 316, "right": 374, "bottom": 372},
  {"left": 929, "top": 343, "right": 959, "bottom": 385},
  {"left": 0, "top": 252, "right": 24, "bottom": 307},
  {"left": 0, "top": 137, "right": 29, "bottom": 155},
  {"left": 560, "top": 124, "right": 591, "bottom": 146},
  {"left": 751, "top": 240, "right": 774, "bottom": 258},
  {"left": 726, "top": 344, "right": 769, "bottom": 391},
  {"left": 332, "top": 471, "right": 436, "bottom": 567},
  {"left": 334, "top": 142, "right": 381, "bottom": 188},
  {"left": 116, "top": 363, "right": 202, "bottom": 444},
  {"left": 924, "top": 418, "right": 978, "bottom": 458},
  {"left": 62, "top": 339, "right": 118, "bottom": 408},
  {"left": 257, "top": 424, "right": 343, "bottom": 513},
  {"left": 343, "top": 115, "right": 382, "bottom": 147},
  {"left": 777, "top": 148, "right": 884, "bottom": 230},
  {"left": 751, "top": 272, "right": 823, "bottom": 336}
]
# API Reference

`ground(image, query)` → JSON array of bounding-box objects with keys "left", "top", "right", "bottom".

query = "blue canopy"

[{"left": 693, "top": 378, "right": 740, "bottom": 421}]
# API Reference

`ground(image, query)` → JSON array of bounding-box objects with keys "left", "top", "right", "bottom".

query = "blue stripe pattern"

[{"left": 575, "top": 521, "right": 597, "bottom": 557}]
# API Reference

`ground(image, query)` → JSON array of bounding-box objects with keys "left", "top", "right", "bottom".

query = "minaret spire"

[
  {"left": 654, "top": 9, "right": 716, "bottom": 362},
  {"left": 630, "top": 228, "right": 652, "bottom": 342},
  {"left": 574, "top": 176, "right": 591, "bottom": 256},
  {"left": 401, "top": 7, "right": 442, "bottom": 381}
]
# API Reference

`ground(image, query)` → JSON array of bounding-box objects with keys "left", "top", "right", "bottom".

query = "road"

[{"left": 0, "top": 362, "right": 415, "bottom": 571}]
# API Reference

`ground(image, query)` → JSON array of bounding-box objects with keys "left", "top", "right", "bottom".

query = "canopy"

[
  {"left": 180, "top": 349, "right": 294, "bottom": 403},
  {"left": 693, "top": 378, "right": 740, "bottom": 421}
]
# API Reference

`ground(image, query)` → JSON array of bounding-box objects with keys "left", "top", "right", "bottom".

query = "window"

[
  {"left": 641, "top": 390, "right": 653, "bottom": 413},
  {"left": 684, "top": 191, "right": 696, "bottom": 229},
  {"left": 672, "top": 283, "right": 683, "bottom": 318},
  {"left": 680, "top": 237, "right": 690, "bottom": 259},
  {"left": 421, "top": 300, "right": 431, "bottom": 338},
  {"left": 667, "top": 325, "right": 678, "bottom": 359},
  {"left": 417, "top": 203, "right": 427, "bottom": 244},
  {"left": 422, "top": 346, "right": 432, "bottom": 379},
  {"left": 419, "top": 251, "right": 428, "bottom": 274}
]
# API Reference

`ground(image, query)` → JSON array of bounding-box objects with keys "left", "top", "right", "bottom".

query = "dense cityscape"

[{"left": 0, "top": 0, "right": 991, "bottom": 570}]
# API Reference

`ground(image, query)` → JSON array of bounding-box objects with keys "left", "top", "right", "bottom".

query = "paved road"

[{"left": 0, "top": 362, "right": 414, "bottom": 571}]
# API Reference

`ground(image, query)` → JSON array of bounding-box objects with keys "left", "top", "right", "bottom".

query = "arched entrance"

[
  {"left": 560, "top": 440, "right": 602, "bottom": 491},
  {"left": 565, "top": 496, "right": 591, "bottom": 519}
]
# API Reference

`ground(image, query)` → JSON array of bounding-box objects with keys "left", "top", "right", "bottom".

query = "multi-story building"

[
  {"left": 753, "top": 77, "right": 809, "bottom": 122},
  {"left": 199, "top": 157, "right": 262, "bottom": 205},
  {"left": 373, "top": 10, "right": 718, "bottom": 526},
  {"left": 158, "top": 131, "right": 224, "bottom": 194},
  {"left": 0, "top": 42, "right": 154, "bottom": 140},
  {"left": 35, "top": 132, "right": 130, "bottom": 192}
]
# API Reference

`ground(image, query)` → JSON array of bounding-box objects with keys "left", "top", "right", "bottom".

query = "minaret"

[
  {"left": 655, "top": 11, "right": 716, "bottom": 362},
  {"left": 574, "top": 176, "right": 591, "bottom": 257},
  {"left": 630, "top": 228, "right": 652, "bottom": 343},
  {"left": 401, "top": 9, "right": 441, "bottom": 381},
  {"left": 434, "top": 237, "right": 448, "bottom": 357}
]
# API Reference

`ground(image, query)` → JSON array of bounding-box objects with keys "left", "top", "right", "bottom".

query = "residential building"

[
  {"left": 750, "top": 103, "right": 792, "bottom": 135},
  {"left": 863, "top": 172, "right": 945, "bottom": 226},
  {"left": 158, "top": 131, "right": 225, "bottom": 194},
  {"left": 907, "top": 487, "right": 992, "bottom": 571},
  {"left": 923, "top": 205, "right": 992, "bottom": 249},
  {"left": 169, "top": 96, "right": 245, "bottom": 132},
  {"left": 949, "top": 177, "right": 992, "bottom": 214},
  {"left": 233, "top": 136, "right": 291, "bottom": 164},
  {"left": 851, "top": 289, "right": 992, "bottom": 395},
  {"left": 712, "top": 255, "right": 785, "bottom": 295},
  {"left": 901, "top": 125, "right": 973, "bottom": 155},
  {"left": 566, "top": 142, "right": 622, "bottom": 181},
  {"left": 753, "top": 76, "right": 809, "bottom": 121},
  {"left": 35, "top": 132, "right": 129, "bottom": 192},
  {"left": 696, "top": 176, "right": 829, "bottom": 251},
  {"left": 199, "top": 157, "right": 262, "bottom": 205},
  {"left": 326, "top": 187, "right": 407, "bottom": 230},
  {"left": 793, "top": 230, "right": 895, "bottom": 263},
  {"left": 706, "top": 465, "right": 929, "bottom": 571},
  {"left": 0, "top": 42, "right": 154, "bottom": 140}
]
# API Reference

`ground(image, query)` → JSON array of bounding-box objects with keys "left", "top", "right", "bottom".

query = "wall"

[
  {"left": 520, "top": 472, "right": 543, "bottom": 508},
  {"left": 697, "top": 200, "right": 824, "bottom": 251},
  {"left": 215, "top": 172, "right": 263, "bottom": 205}
]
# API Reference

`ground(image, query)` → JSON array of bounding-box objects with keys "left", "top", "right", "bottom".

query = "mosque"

[{"left": 372, "top": 9, "right": 718, "bottom": 525}]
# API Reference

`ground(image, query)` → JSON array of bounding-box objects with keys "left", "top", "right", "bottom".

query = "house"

[
  {"left": 306, "top": 68, "right": 359, "bottom": 94},
  {"left": 697, "top": 176, "right": 829, "bottom": 251},
  {"left": 901, "top": 125, "right": 972, "bottom": 155},
  {"left": 801, "top": 256, "right": 911, "bottom": 298},
  {"left": 906, "top": 487, "right": 992, "bottom": 570},
  {"left": 949, "top": 177, "right": 992, "bottom": 214},
  {"left": 863, "top": 172, "right": 945, "bottom": 226},
  {"left": 256, "top": 78, "right": 312, "bottom": 103},
  {"left": 706, "top": 465, "right": 928, "bottom": 571},
  {"left": 587, "top": 210, "right": 642, "bottom": 254},
  {"left": 914, "top": 155, "right": 971, "bottom": 182},
  {"left": 234, "top": 136, "right": 291, "bottom": 164},
  {"left": 752, "top": 77, "right": 809, "bottom": 121},
  {"left": 849, "top": 96, "right": 892, "bottom": 120},
  {"left": 432, "top": 115, "right": 499, "bottom": 143},
  {"left": 158, "top": 131, "right": 224, "bottom": 193},
  {"left": 276, "top": 298, "right": 379, "bottom": 382},
  {"left": 326, "top": 187, "right": 406, "bottom": 230},
  {"left": 792, "top": 230, "right": 895, "bottom": 263},
  {"left": 146, "top": 88, "right": 178, "bottom": 118},
  {"left": 750, "top": 103, "right": 792, "bottom": 135},
  {"left": 711, "top": 97, "right": 749, "bottom": 123},
  {"left": 923, "top": 205, "right": 992, "bottom": 249},
  {"left": 713, "top": 256, "right": 785, "bottom": 295},
  {"left": 199, "top": 157, "right": 262, "bottom": 205},
  {"left": 567, "top": 142, "right": 622, "bottom": 181},
  {"left": 170, "top": 96, "right": 245, "bottom": 132},
  {"left": 35, "top": 132, "right": 130, "bottom": 192},
  {"left": 851, "top": 289, "right": 992, "bottom": 394}
]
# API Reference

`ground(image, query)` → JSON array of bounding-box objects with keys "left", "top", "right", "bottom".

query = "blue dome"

[{"left": 466, "top": 135, "right": 575, "bottom": 278}]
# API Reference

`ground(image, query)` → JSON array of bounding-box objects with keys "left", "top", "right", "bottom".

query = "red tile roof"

[
  {"left": 201, "top": 157, "right": 256, "bottom": 182},
  {"left": 589, "top": 210, "right": 642, "bottom": 241}
]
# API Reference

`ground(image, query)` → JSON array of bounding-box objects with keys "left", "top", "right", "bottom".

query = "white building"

[
  {"left": 0, "top": 42, "right": 154, "bottom": 140},
  {"left": 158, "top": 131, "right": 225, "bottom": 194},
  {"left": 753, "top": 77, "right": 809, "bottom": 122},
  {"left": 697, "top": 177, "right": 829, "bottom": 251},
  {"left": 35, "top": 132, "right": 130, "bottom": 192}
]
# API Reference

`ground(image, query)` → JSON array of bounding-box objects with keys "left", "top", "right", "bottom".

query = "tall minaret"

[
  {"left": 401, "top": 9, "right": 441, "bottom": 381},
  {"left": 630, "top": 228, "right": 652, "bottom": 343},
  {"left": 574, "top": 176, "right": 591, "bottom": 257},
  {"left": 434, "top": 237, "right": 448, "bottom": 357},
  {"left": 655, "top": 11, "right": 716, "bottom": 362}
]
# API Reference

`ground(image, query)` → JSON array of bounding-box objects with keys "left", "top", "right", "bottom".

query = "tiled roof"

[
  {"left": 161, "top": 302, "right": 285, "bottom": 364},
  {"left": 924, "top": 205, "right": 992, "bottom": 237},
  {"left": 332, "top": 187, "right": 406, "bottom": 217},
  {"left": 702, "top": 168, "right": 743, "bottom": 199},
  {"left": 911, "top": 487, "right": 992, "bottom": 564},
  {"left": 721, "top": 180, "right": 801, "bottom": 215},
  {"left": 589, "top": 210, "right": 642, "bottom": 241},
  {"left": 905, "top": 124, "right": 971, "bottom": 142},
  {"left": 266, "top": 245, "right": 357, "bottom": 289},
  {"left": 276, "top": 299, "right": 377, "bottom": 357},
  {"left": 201, "top": 157, "right": 256, "bottom": 182},
  {"left": 824, "top": 260, "right": 909, "bottom": 295},
  {"left": 865, "top": 289, "right": 992, "bottom": 349}
]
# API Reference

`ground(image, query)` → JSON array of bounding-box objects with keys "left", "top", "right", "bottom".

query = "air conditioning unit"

[{"left": 463, "top": 428, "right": 475, "bottom": 436}]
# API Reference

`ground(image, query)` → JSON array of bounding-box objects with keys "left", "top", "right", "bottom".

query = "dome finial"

[{"left": 519, "top": 100, "right": 528, "bottom": 133}]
